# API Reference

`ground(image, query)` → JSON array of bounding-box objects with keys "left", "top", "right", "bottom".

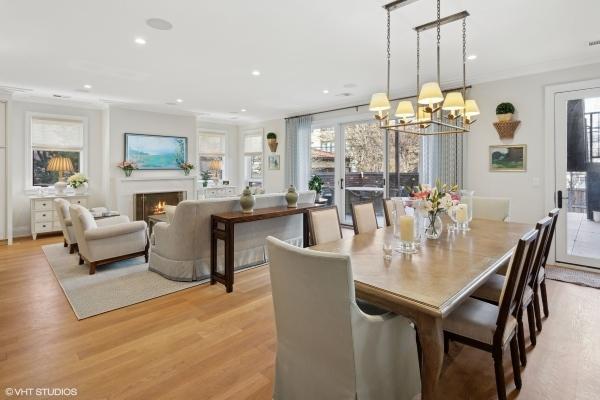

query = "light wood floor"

[{"left": 1, "top": 235, "right": 599, "bottom": 400}]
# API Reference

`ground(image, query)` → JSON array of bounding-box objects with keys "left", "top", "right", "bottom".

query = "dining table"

[{"left": 309, "top": 218, "right": 531, "bottom": 400}]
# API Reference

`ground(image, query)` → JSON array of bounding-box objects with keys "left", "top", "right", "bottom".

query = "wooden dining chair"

[
  {"left": 383, "top": 198, "right": 405, "bottom": 227},
  {"left": 443, "top": 229, "right": 539, "bottom": 400},
  {"left": 351, "top": 201, "right": 378, "bottom": 234},
  {"left": 537, "top": 208, "right": 560, "bottom": 319},
  {"left": 307, "top": 205, "right": 343, "bottom": 246}
]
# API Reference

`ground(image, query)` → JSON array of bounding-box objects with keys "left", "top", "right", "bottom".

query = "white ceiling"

[{"left": 1, "top": 0, "right": 599, "bottom": 123}]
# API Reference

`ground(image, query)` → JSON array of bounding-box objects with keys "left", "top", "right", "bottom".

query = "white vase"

[{"left": 74, "top": 182, "right": 88, "bottom": 194}]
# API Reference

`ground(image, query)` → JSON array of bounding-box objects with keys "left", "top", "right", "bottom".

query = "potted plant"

[
  {"left": 117, "top": 160, "right": 138, "bottom": 177},
  {"left": 308, "top": 175, "right": 323, "bottom": 197},
  {"left": 496, "top": 102, "right": 515, "bottom": 122},
  {"left": 200, "top": 170, "right": 211, "bottom": 187},
  {"left": 67, "top": 173, "right": 88, "bottom": 194},
  {"left": 179, "top": 162, "right": 194, "bottom": 176},
  {"left": 266, "top": 132, "right": 278, "bottom": 153}
]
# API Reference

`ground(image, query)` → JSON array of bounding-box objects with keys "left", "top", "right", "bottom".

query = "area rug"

[
  {"left": 546, "top": 265, "right": 600, "bottom": 289},
  {"left": 42, "top": 243, "right": 207, "bottom": 320}
]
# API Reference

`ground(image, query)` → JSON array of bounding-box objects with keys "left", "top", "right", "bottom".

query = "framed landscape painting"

[
  {"left": 124, "top": 133, "right": 187, "bottom": 170},
  {"left": 489, "top": 144, "right": 527, "bottom": 172}
]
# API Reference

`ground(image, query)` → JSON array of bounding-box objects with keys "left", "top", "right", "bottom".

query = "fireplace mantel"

[{"left": 117, "top": 175, "right": 197, "bottom": 183}]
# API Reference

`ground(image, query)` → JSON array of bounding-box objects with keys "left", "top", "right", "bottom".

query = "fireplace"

[{"left": 134, "top": 191, "right": 186, "bottom": 223}]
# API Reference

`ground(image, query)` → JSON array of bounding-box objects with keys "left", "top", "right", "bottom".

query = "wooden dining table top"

[{"left": 310, "top": 219, "right": 532, "bottom": 318}]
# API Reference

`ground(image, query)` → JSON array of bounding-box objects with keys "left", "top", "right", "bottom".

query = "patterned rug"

[
  {"left": 546, "top": 265, "right": 600, "bottom": 289},
  {"left": 42, "top": 243, "right": 207, "bottom": 319}
]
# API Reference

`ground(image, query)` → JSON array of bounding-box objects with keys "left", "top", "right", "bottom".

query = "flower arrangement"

[
  {"left": 179, "top": 162, "right": 194, "bottom": 176},
  {"left": 200, "top": 170, "right": 211, "bottom": 187},
  {"left": 67, "top": 173, "right": 88, "bottom": 189},
  {"left": 408, "top": 180, "right": 459, "bottom": 238},
  {"left": 117, "top": 160, "right": 138, "bottom": 177}
]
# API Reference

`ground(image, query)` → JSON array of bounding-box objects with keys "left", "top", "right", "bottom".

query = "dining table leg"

[{"left": 414, "top": 314, "right": 444, "bottom": 400}]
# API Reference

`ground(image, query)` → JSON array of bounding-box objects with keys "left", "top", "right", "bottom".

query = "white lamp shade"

[
  {"left": 442, "top": 92, "right": 465, "bottom": 111},
  {"left": 47, "top": 156, "right": 74, "bottom": 173},
  {"left": 395, "top": 101, "right": 415, "bottom": 118},
  {"left": 369, "top": 93, "right": 391, "bottom": 112},
  {"left": 465, "top": 99, "right": 480, "bottom": 116},
  {"left": 417, "top": 82, "right": 444, "bottom": 105},
  {"left": 417, "top": 107, "right": 431, "bottom": 122}
]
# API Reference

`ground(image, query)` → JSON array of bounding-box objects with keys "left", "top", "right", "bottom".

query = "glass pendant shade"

[
  {"left": 369, "top": 93, "right": 391, "bottom": 112},
  {"left": 417, "top": 82, "right": 444, "bottom": 105},
  {"left": 465, "top": 99, "right": 480, "bottom": 116},
  {"left": 395, "top": 101, "right": 415, "bottom": 118},
  {"left": 442, "top": 92, "right": 465, "bottom": 111}
]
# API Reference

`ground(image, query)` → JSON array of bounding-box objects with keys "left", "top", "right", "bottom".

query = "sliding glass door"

[{"left": 310, "top": 126, "right": 336, "bottom": 206}]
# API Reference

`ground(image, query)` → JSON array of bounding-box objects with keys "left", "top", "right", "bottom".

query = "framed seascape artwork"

[
  {"left": 489, "top": 144, "right": 527, "bottom": 172},
  {"left": 124, "top": 133, "right": 187, "bottom": 170},
  {"left": 268, "top": 154, "right": 280, "bottom": 170}
]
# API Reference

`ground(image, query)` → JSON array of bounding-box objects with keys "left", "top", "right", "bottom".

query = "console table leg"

[
  {"left": 303, "top": 212, "right": 310, "bottom": 248},
  {"left": 210, "top": 216, "right": 217, "bottom": 285},
  {"left": 225, "top": 223, "right": 235, "bottom": 292}
]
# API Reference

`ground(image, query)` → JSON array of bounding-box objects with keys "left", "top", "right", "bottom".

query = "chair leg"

[
  {"left": 540, "top": 279, "right": 549, "bottom": 318},
  {"left": 444, "top": 333, "right": 450, "bottom": 354},
  {"left": 517, "top": 310, "right": 527, "bottom": 367},
  {"left": 78, "top": 256, "right": 84, "bottom": 265},
  {"left": 64, "top": 240, "right": 68, "bottom": 247},
  {"left": 69, "top": 244, "right": 75, "bottom": 254},
  {"left": 493, "top": 348, "right": 507, "bottom": 400},
  {"left": 527, "top": 303, "right": 537, "bottom": 347},
  {"left": 89, "top": 262, "right": 97, "bottom": 275},
  {"left": 533, "top": 291, "right": 543, "bottom": 332},
  {"left": 510, "top": 337, "right": 522, "bottom": 390}
]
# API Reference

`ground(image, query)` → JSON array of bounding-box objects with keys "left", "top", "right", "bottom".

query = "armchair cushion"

[{"left": 84, "top": 221, "right": 147, "bottom": 241}]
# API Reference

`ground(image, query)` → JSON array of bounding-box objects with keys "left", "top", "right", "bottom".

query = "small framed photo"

[
  {"left": 268, "top": 154, "right": 280, "bottom": 170},
  {"left": 222, "top": 180, "right": 230, "bottom": 186},
  {"left": 489, "top": 144, "right": 527, "bottom": 172}
]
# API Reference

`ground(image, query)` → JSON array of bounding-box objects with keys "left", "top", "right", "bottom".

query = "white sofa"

[{"left": 149, "top": 191, "right": 316, "bottom": 281}]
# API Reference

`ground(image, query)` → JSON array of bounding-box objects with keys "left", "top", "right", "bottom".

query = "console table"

[
  {"left": 210, "top": 204, "right": 321, "bottom": 292},
  {"left": 29, "top": 194, "right": 89, "bottom": 239}
]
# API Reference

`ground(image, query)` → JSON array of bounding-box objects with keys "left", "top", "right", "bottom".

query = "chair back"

[
  {"left": 495, "top": 229, "right": 538, "bottom": 345},
  {"left": 351, "top": 201, "right": 378, "bottom": 234},
  {"left": 542, "top": 208, "right": 560, "bottom": 268},
  {"left": 472, "top": 196, "right": 511, "bottom": 221},
  {"left": 69, "top": 204, "right": 98, "bottom": 259},
  {"left": 267, "top": 236, "right": 358, "bottom": 399},
  {"left": 164, "top": 205, "right": 176, "bottom": 224},
  {"left": 383, "top": 198, "right": 405, "bottom": 227},
  {"left": 528, "top": 216, "right": 553, "bottom": 288},
  {"left": 54, "top": 198, "right": 74, "bottom": 243},
  {"left": 308, "top": 205, "right": 342, "bottom": 245}
]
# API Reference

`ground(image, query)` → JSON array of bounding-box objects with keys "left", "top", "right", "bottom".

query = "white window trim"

[
  {"left": 197, "top": 128, "right": 228, "bottom": 180},
  {"left": 25, "top": 112, "right": 89, "bottom": 191},
  {"left": 242, "top": 128, "right": 264, "bottom": 185}
]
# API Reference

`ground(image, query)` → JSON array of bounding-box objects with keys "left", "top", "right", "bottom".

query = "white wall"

[
  {"left": 10, "top": 101, "right": 105, "bottom": 236},
  {"left": 466, "top": 62, "right": 600, "bottom": 223},
  {"left": 197, "top": 121, "right": 240, "bottom": 187},
  {"left": 238, "top": 119, "right": 286, "bottom": 194}
]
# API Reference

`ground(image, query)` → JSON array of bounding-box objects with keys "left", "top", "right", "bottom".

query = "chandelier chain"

[
  {"left": 416, "top": 31, "right": 420, "bottom": 94},
  {"left": 462, "top": 17, "right": 467, "bottom": 95},
  {"left": 436, "top": 0, "right": 441, "bottom": 83},
  {"left": 386, "top": 8, "right": 391, "bottom": 96}
]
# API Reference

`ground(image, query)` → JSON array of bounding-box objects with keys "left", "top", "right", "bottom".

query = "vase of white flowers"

[
  {"left": 409, "top": 180, "right": 458, "bottom": 240},
  {"left": 67, "top": 173, "right": 89, "bottom": 194}
]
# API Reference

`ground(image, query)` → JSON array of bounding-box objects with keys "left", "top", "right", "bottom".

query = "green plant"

[
  {"left": 496, "top": 102, "right": 515, "bottom": 115},
  {"left": 200, "top": 170, "right": 211, "bottom": 181},
  {"left": 266, "top": 132, "right": 277, "bottom": 140},
  {"left": 308, "top": 175, "right": 323, "bottom": 194}
]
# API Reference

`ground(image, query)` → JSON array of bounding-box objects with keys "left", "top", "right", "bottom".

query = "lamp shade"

[
  {"left": 369, "top": 93, "right": 391, "bottom": 112},
  {"left": 442, "top": 92, "right": 465, "bottom": 111},
  {"left": 465, "top": 99, "right": 480, "bottom": 116},
  {"left": 417, "top": 82, "right": 444, "bottom": 105},
  {"left": 209, "top": 159, "right": 222, "bottom": 170},
  {"left": 395, "top": 101, "right": 415, "bottom": 118},
  {"left": 47, "top": 156, "right": 74, "bottom": 173}
]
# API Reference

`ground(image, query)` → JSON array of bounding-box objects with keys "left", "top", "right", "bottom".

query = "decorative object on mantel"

[
  {"left": 117, "top": 160, "right": 138, "bottom": 177},
  {"left": 268, "top": 154, "right": 280, "bottom": 170},
  {"left": 179, "top": 161, "right": 194, "bottom": 176},
  {"left": 495, "top": 102, "right": 515, "bottom": 122},
  {"left": 200, "top": 170, "right": 211, "bottom": 187},
  {"left": 368, "top": 0, "right": 479, "bottom": 135},
  {"left": 67, "top": 173, "right": 88, "bottom": 194},
  {"left": 489, "top": 144, "right": 527, "bottom": 172},
  {"left": 493, "top": 120, "right": 521, "bottom": 139},
  {"left": 409, "top": 180, "right": 458, "bottom": 240},
  {"left": 286, "top": 185, "right": 299, "bottom": 208},
  {"left": 47, "top": 156, "right": 74, "bottom": 195},
  {"left": 266, "top": 132, "right": 278, "bottom": 152},
  {"left": 240, "top": 186, "right": 255, "bottom": 214},
  {"left": 308, "top": 175, "right": 323, "bottom": 199}
]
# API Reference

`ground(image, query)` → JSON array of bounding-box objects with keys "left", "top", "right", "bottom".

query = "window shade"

[
  {"left": 243, "top": 133, "right": 263, "bottom": 155},
  {"left": 31, "top": 117, "right": 84, "bottom": 149},
  {"left": 198, "top": 133, "right": 226, "bottom": 155}
]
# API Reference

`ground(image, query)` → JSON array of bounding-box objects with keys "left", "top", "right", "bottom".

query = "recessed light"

[
  {"left": 134, "top": 37, "right": 147, "bottom": 45},
  {"left": 322, "top": 89, "right": 329, "bottom": 94},
  {"left": 467, "top": 54, "right": 477, "bottom": 60},
  {"left": 146, "top": 18, "right": 173, "bottom": 31},
  {"left": 241, "top": 109, "right": 247, "bottom": 112},
  {"left": 176, "top": 98, "right": 183, "bottom": 103},
  {"left": 83, "top": 84, "right": 92, "bottom": 90},
  {"left": 251, "top": 70, "right": 261, "bottom": 76}
]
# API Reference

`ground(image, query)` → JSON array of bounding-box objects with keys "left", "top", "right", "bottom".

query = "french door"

[{"left": 554, "top": 87, "right": 600, "bottom": 268}]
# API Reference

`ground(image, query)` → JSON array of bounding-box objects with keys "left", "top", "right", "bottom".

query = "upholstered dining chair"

[
  {"left": 383, "top": 198, "right": 405, "bottom": 227},
  {"left": 266, "top": 236, "right": 421, "bottom": 400},
  {"left": 443, "top": 229, "right": 539, "bottom": 400},
  {"left": 472, "top": 196, "right": 511, "bottom": 221},
  {"left": 351, "top": 201, "right": 378, "bottom": 234},
  {"left": 69, "top": 205, "right": 148, "bottom": 275},
  {"left": 471, "top": 216, "right": 552, "bottom": 365},
  {"left": 307, "top": 205, "right": 342, "bottom": 245}
]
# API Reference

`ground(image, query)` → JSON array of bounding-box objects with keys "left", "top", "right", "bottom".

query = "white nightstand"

[{"left": 30, "top": 194, "right": 89, "bottom": 239}]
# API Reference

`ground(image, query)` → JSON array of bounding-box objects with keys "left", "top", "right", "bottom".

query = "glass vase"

[
  {"left": 424, "top": 211, "right": 443, "bottom": 239},
  {"left": 124, "top": 169, "right": 133, "bottom": 177}
]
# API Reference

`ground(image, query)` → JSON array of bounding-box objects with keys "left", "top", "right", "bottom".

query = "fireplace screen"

[{"left": 134, "top": 191, "right": 186, "bottom": 222}]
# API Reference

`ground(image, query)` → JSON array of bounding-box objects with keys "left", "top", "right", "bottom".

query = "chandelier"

[{"left": 369, "top": 0, "right": 480, "bottom": 135}]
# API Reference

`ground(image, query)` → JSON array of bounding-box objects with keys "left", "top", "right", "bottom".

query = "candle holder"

[
  {"left": 393, "top": 211, "right": 418, "bottom": 254},
  {"left": 456, "top": 221, "right": 470, "bottom": 232}
]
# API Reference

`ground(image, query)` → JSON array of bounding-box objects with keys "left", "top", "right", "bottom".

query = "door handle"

[
  {"left": 557, "top": 190, "right": 563, "bottom": 208},
  {"left": 340, "top": 178, "right": 344, "bottom": 190}
]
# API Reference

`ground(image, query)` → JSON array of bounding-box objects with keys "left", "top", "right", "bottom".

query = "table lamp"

[
  {"left": 47, "top": 156, "right": 74, "bottom": 195},
  {"left": 208, "top": 159, "right": 222, "bottom": 185}
]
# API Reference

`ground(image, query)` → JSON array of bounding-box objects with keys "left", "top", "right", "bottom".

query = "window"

[
  {"left": 198, "top": 132, "right": 226, "bottom": 179},
  {"left": 243, "top": 132, "right": 263, "bottom": 186},
  {"left": 30, "top": 116, "right": 85, "bottom": 187}
]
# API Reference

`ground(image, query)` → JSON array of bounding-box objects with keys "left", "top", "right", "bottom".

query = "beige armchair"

[
  {"left": 69, "top": 204, "right": 148, "bottom": 275},
  {"left": 54, "top": 198, "right": 77, "bottom": 253}
]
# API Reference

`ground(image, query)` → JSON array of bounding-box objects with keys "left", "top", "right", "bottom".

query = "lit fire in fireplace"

[{"left": 153, "top": 201, "right": 167, "bottom": 215}]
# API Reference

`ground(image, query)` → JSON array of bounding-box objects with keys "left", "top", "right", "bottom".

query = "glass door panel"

[
  {"left": 310, "top": 127, "right": 336, "bottom": 205},
  {"left": 387, "top": 130, "right": 420, "bottom": 198}
]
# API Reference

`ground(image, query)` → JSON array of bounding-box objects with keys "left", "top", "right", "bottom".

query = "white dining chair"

[
  {"left": 308, "top": 205, "right": 342, "bottom": 245},
  {"left": 472, "top": 196, "right": 511, "bottom": 221},
  {"left": 351, "top": 201, "right": 378, "bottom": 234},
  {"left": 266, "top": 236, "right": 421, "bottom": 400}
]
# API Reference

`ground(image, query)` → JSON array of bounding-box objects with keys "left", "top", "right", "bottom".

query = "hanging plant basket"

[{"left": 493, "top": 120, "right": 521, "bottom": 139}]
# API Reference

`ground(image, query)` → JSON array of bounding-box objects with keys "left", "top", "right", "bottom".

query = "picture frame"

[
  {"left": 124, "top": 133, "right": 187, "bottom": 170},
  {"left": 489, "top": 144, "right": 527, "bottom": 172},
  {"left": 222, "top": 180, "right": 230, "bottom": 186},
  {"left": 268, "top": 154, "right": 280, "bottom": 170}
]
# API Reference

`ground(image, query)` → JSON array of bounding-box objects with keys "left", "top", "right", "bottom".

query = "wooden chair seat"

[{"left": 473, "top": 275, "right": 533, "bottom": 306}]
